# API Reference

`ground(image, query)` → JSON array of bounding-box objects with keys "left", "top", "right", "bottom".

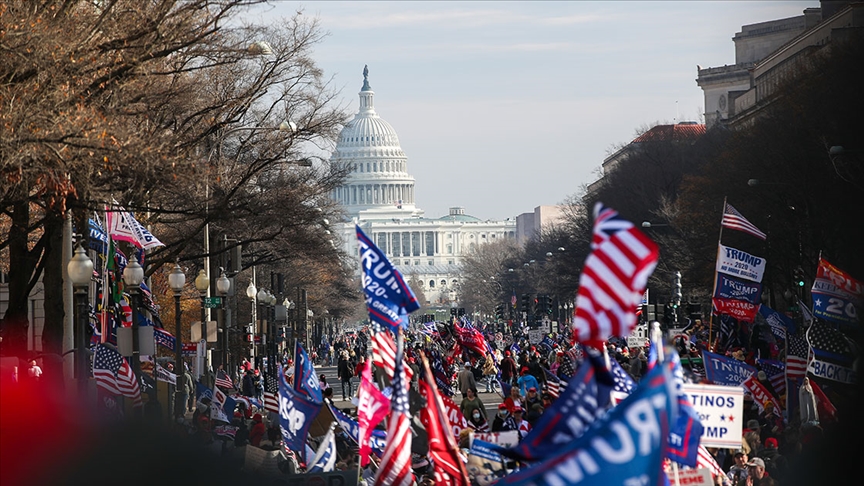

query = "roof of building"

[
  {"left": 334, "top": 66, "right": 405, "bottom": 156},
  {"left": 631, "top": 122, "right": 706, "bottom": 143},
  {"left": 437, "top": 213, "right": 482, "bottom": 222}
]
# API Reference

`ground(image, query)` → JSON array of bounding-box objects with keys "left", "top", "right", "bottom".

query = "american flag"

[
  {"left": 786, "top": 333, "right": 810, "bottom": 380},
  {"left": 756, "top": 359, "right": 787, "bottom": 396},
  {"left": 263, "top": 373, "right": 280, "bottom": 414},
  {"left": 421, "top": 321, "right": 439, "bottom": 337},
  {"left": 721, "top": 202, "right": 767, "bottom": 240},
  {"left": 572, "top": 203, "right": 659, "bottom": 348},
  {"left": 806, "top": 320, "right": 855, "bottom": 366},
  {"left": 371, "top": 322, "right": 414, "bottom": 381},
  {"left": 542, "top": 367, "right": 566, "bottom": 399},
  {"left": 215, "top": 369, "right": 234, "bottom": 390},
  {"left": 93, "top": 344, "right": 142, "bottom": 408},
  {"left": 373, "top": 331, "right": 413, "bottom": 486},
  {"left": 696, "top": 445, "right": 726, "bottom": 478}
]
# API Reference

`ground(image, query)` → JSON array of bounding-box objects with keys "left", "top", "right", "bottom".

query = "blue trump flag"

[
  {"left": 278, "top": 366, "right": 323, "bottom": 463},
  {"left": 293, "top": 341, "right": 322, "bottom": 403},
  {"left": 497, "top": 363, "right": 677, "bottom": 486},
  {"left": 665, "top": 349, "right": 704, "bottom": 467},
  {"left": 356, "top": 226, "right": 419, "bottom": 332},
  {"left": 331, "top": 406, "right": 388, "bottom": 457},
  {"left": 497, "top": 358, "right": 604, "bottom": 462},
  {"left": 701, "top": 350, "right": 756, "bottom": 386}
]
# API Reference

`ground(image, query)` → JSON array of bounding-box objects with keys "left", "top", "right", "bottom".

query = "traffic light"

[
  {"left": 662, "top": 303, "right": 674, "bottom": 327},
  {"left": 531, "top": 296, "right": 539, "bottom": 316},
  {"left": 545, "top": 295, "right": 554, "bottom": 314},
  {"left": 672, "top": 271, "right": 682, "bottom": 309},
  {"left": 793, "top": 267, "right": 806, "bottom": 287},
  {"left": 520, "top": 294, "right": 530, "bottom": 313},
  {"left": 450, "top": 308, "right": 457, "bottom": 317},
  {"left": 495, "top": 304, "right": 504, "bottom": 320}
]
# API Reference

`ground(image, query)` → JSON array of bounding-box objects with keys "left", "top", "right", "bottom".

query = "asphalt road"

[{"left": 316, "top": 365, "right": 504, "bottom": 416}]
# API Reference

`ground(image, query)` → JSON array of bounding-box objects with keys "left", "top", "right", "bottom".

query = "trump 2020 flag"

[
  {"left": 278, "top": 366, "right": 323, "bottom": 462},
  {"left": 357, "top": 226, "right": 419, "bottom": 332},
  {"left": 497, "top": 362, "right": 677, "bottom": 485},
  {"left": 293, "top": 341, "right": 322, "bottom": 403},
  {"left": 308, "top": 425, "right": 337, "bottom": 473}
]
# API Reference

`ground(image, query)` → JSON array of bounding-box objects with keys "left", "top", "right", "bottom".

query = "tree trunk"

[
  {"left": 2, "top": 199, "right": 38, "bottom": 358},
  {"left": 41, "top": 212, "right": 66, "bottom": 387}
]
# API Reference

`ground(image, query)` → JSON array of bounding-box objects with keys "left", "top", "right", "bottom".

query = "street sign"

[{"left": 203, "top": 296, "right": 222, "bottom": 308}]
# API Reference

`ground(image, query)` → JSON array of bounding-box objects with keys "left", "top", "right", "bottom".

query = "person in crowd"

[
  {"left": 322, "top": 387, "right": 335, "bottom": 408},
  {"left": 184, "top": 365, "right": 196, "bottom": 413},
  {"left": 353, "top": 355, "right": 366, "bottom": 379},
  {"left": 460, "top": 388, "right": 486, "bottom": 423},
  {"left": 757, "top": 437, "right": 787, "bottom": 483},
  {"left": 482, "top": 353, "right": 499, "bottom": 394},
  {"left": 527, "top": 354, "right": 545, "bottom": 387},
  {"left": 27, "top": 359, "right": 42, "bottom": 381},
  {"left": 500, "top": 350, "right": 517, "bottom": 385},
  {"left": 232, "top": 412, "right": 249, "bottom": 447},
  {"left": 503, "top": 383, "right": 523, "bottom": 414},
  {"left": 241, "top": 369, "right": 256, "bottom": 397},
  {"left": 758, "top": 400, "right": 784, "bottom": 444},
  {"left": 517, "top": 366, "right": 540, "bottom": 397},
  {"left": 337, "top": 351, "right": 354, "bottom": 401},
  {"left": 319, "top": 373, "right": 330, "bottom": 391},
  {"left": 467, "top": 406, "right": 489, "bottom": 432},
  {"left": 492, "top": 403, "right": 517, "bottom": 432},
  {"left": 524, "top": 387, "right": 543, "bottom": 424},
  {"left": 512, "top": 406, "right": 531, "bottom": 439},
  {"left": 258, "top": 424, "right": 281, "bottom": 451},
  {"left": 628, "top": 346, "right": 646, "bottom": 381},
  {"left": 744, "top": 419, "right": 763, "bottom": 458},
  {"left": 727, "top": 450, "right": 750, "bottom": 485},
  {"left": 746, "top": 457, "right": 776, "bottom": 485},
  {"left": 798, "top": 377, "right": 819, "bottom": 425},
  {"left": 457, "top": 363, "right": 477, "bottom": 397},
  {"left": 249, "top": 413, "right": 266, "bottom": 447}
]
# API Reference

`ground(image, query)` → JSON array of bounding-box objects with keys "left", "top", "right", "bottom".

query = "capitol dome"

[{"left": 330, "top": 66, "right": 423, "bottom": 220}]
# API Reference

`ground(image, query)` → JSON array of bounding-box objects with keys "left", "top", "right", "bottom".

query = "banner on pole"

[
  {"left": 716, "top": 244, "right": 766, "bottom": 283},
  {"left": 682, "top": 384, "right": 743, "bottom": 448}
]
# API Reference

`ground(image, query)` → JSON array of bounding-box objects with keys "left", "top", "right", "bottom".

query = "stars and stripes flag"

[
  {"left": 215, "top": 369, "right": 234, "bottom": 390},
  {"left": 785, "top": 333, "right": 810, "bottom": 380},
  {"left": 418, "top": 353, "right": 471, "bottom": 486},
  {"left": 421, "top": 321, "right": 439, "bottom": 337},
  {"left": 93, "top": 344, "right": 142, "bottom": 408},
  {"left": 572, "top": 203, "right": 659, "bottom": 349},
  {"left": 696, "top": 445, "right": 726, "bottom": 479},
  {"left": 756, "top": 359, "right": 787, "bottom": 396},
  {"left": 153, "top": 327, "right": 176, "bottom": 351},
  {"left": 374, "top": 330, "right": 414, "bottom": 486},
  {"left": 721, "top": 202, "right": 767, "bottom": 240},
  {"left": 263, "top": 373, "right": 280, "bottom": 414},
  {"left": 371, "top": 322, "right": 414, "bottom": 381},
  {"left": 541, "top": 367, "right": 566, "bottom": 399}
]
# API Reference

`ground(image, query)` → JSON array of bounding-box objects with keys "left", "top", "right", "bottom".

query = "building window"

[
  {"left": 429, "top": 280, "right": 435, "bottom": 288},
  {"left": 404, "top": 260, "right": 410, "bottom": 265},
  {"left": 448, "top": 260, "right": 454, "bottom": 265},
  {"left": 440, "top": 279, "right": 447, "bottom": 287},
  {"left": 446, "top": 244, "right": 452, "bottom": 254},
  {"left": 428, "top": 260, "right": 434, "bottom": 265},
  {"left": 414, "top": 260, "right": 420, "bottom": 265}
]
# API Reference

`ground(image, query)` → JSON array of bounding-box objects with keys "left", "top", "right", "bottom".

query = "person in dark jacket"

[
  {"left": 500, "top": 350, "right": 517, "bottom": 385},
  {"left": 337, "top": 352, "right": 354, "bottom": 400},
  {"left": 241, "top": 370, "right": 256, "bottom": 397}
]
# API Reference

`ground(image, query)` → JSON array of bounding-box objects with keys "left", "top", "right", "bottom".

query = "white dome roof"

[{"left": 334, "top": 73, "right": 405, "bottom": 158}]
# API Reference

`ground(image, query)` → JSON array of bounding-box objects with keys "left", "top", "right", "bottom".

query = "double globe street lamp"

[
  {"left": 216, "top": 270, "right": 231, "bottom": 372},
  {"left": 194, "top": 269, "right": 210, "bottom": 386},
  {"left": 122, "top": 255, "right": 145, "bottom": 383}
]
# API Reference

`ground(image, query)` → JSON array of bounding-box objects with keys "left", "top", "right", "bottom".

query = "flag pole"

[{"left": 708, "top": 197, "right": 728, "bottom": 351}]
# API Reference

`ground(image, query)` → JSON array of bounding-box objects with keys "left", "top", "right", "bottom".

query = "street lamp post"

[
  {"left": 257, "top": 287, "right": 268, "bottom": 371},
  {"left": 246, "top": 281, "right": 257, "bottom": 364},
  {"left": 216, "top": 270, "right": 231, "bottom": 371},
  {"left": 168, "top": 264, "right": 186, "bottom": 418},
  {"left": 67, "top": 245, "right": 93, "bottom": 398},
  {"left": 122, "top": 254, "right": 145, "bottom": 385},
  {"left": 195, "top": 269, "right": 210, "bottom": 386}
]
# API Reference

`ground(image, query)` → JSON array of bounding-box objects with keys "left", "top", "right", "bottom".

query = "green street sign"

[{"left": 204, "top": 296, "right": 222, "bottom": 308}]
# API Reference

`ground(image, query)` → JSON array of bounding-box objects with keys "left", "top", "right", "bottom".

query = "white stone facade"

[{"left": 330, "top": 69, "right": 517, "bottom": 306}]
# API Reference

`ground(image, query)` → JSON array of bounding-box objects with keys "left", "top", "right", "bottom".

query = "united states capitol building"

[{"left": 329, "top": 68, "right": 523, "bottom": 307}]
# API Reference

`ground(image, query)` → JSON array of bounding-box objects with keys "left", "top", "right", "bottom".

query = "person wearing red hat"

[
  {"left": 492, "top": 403, "right": 517, "bottom": 432},
  {"left": 249, "top": 413, "right": 266, "bottom": 447},
  {"left": 756, "top": 437, "right": 787, "bottom": 483},
  {"left": 512, "top": 406, "right": 531, "bottom": 439},
  {"left": 517, "top": 365, "right": 539, "bottom": 397}
]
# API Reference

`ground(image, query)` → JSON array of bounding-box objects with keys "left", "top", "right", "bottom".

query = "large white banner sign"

[
  {"left": 716, "top": 244, "right": 766, "bottom": 283},
  {"left": 682, "top": 384, "right": 744, "bottom": 448}
]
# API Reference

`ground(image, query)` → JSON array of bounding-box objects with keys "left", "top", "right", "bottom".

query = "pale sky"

[{"left": 247, "top": 1, "right": 812, "bottom": 221}]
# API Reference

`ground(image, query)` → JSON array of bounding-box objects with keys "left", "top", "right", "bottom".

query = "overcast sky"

[{"left": 247, "top": 1, "right": 812, "bottom": 221}]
